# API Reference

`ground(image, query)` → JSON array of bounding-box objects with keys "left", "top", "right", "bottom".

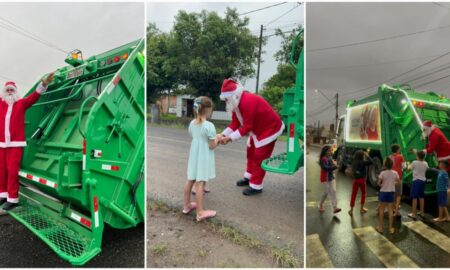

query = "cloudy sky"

[
  {"left": 147, "top": 2, "right": 304, "bottom": 92},
  {"left": 307, "top": 2, "right": 450, "bottom": 126},
  {"left": 0, "top": 2, "right": 144, "bottom": 96}
]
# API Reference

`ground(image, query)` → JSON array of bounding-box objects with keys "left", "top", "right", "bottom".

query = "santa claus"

[
  {"left": 218, "top": 79, "right": 284, "bottom": 196},
  {"left": 421, "top": 120, "right": 450, "bottom": 161},
  {"left": 0, "top": 73, "right": 53, "bottom": 210}
]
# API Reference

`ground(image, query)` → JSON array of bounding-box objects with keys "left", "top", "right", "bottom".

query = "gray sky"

[
  {"left": 306, "top": 2, "right": 450, "bottom": 126},
  {"left": 147, "top": 2, "right": 304, "bottom": 92},
  {"left": 0, "top": 2, "right": 144, "bottom": 96}
]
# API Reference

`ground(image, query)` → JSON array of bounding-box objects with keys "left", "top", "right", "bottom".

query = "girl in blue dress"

[{"left": 183, "top": 96, "right": 219, "bottom": 221}]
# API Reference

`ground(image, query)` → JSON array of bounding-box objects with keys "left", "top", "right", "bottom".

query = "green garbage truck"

[
  {"left": 334, "top": 84, "right": 450, "bottom": 194},
  {"left": 8, "top": 39, "right": 145, "bottom": 265},
  {"left": 262, "top": 29, "right": 304, "bottom": 174}
]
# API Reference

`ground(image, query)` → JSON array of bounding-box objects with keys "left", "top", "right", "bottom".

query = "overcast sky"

[
  {"left": 306, "top": 2, "right": 450, "bottom": 126},
  {"left": 147, "top": 2, "right": 304, "bottom": 92},
  {"left": 0, "top": 2, "right": 144, "bottom": 96}
]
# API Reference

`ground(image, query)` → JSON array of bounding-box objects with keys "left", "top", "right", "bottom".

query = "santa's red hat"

[
  {"left": 3, "top": 81, "right": 17, "bottom": 92},
  {"left": 220, "top": 79, "right": 244, "bottom": 100},
  {"left": 423, "top": 120, "right": 433, "bottom": 128}
]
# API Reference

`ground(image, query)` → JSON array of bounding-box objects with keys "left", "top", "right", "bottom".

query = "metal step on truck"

[
  {"left": 7, "top": 39, "right": 145, "bottom": 265},
  {"left": 334, "top": 84, "right": 450, "bottom": 196},
  {"left": 262, "top": 29, "right": 304, "bottom": 175}
]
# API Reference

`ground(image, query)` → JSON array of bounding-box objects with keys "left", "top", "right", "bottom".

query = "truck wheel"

[
  {"left": 368, "top": 157, "right": 382, "bottom": 187},
  {"left": 336, "top": 150, "right": 346, "bottom": 172}
]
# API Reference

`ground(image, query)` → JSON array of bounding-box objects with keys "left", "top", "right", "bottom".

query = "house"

[{"left": 157, "top": 94, "right": 231, "bottom": 120}]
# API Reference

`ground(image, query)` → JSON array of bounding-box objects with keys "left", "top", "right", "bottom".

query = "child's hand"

[{"left": 221, "top": 136, "right": 231, "bottom": 145}]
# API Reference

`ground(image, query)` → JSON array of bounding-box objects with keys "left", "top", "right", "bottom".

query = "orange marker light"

[{"left": 122, "top": 53, "right": 128, "bottom": 60}]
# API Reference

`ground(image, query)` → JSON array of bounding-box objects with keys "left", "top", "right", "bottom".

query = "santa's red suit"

[
  {"left": 422, "top": 120, "right": 450, "bottom": 161},
  {"left": 220, "top": 79, "right": 284, "bottom": 191},
  {"left": 0, "top": 81, "right": 46, "bottom": 204}
]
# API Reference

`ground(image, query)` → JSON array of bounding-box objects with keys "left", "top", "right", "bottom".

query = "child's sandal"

[
  {"left": 375, "top": 226, "right": 383, "bottom": 233},
  {"left": 389, "top": 228, "right": 395, "bottom": 234},
  {"left": 182, "top": 202, "right": 197, "bottom": 214}
]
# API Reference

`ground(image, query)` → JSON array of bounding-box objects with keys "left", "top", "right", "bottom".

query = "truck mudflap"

[
  {"left": 9, "top": 183, "right": 103, "bottom": 265},
  {"left": 262, "top": 30, "right": 304, "bottom": 175}
]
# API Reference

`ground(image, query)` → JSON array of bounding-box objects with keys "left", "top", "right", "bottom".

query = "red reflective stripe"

[
  {"left": 26, "top": 174, "right": 33, "bottom": 180},
  {"left": 54, "top": 183, "right": 58, "bottom": 188},
  {"left": 93, "top": 196, "right": 99, "bottom": 212},
  {"left": 289, "top": 123, "right": 295, "bottom": 137},
  {"left": 113, "top": 75, "right": 120, "bottom": 85},
  {"left": 82, "top": 139, "right": 86, "bottom": 154},
  {"left": 111, "top": 165, "right": 119, "bottom": 171},
  {"left": 39, "top": 178, "right": 47, "bottom": 185},
  {"left": 80, "top": 218, "right": 92, "bottom": 228}
]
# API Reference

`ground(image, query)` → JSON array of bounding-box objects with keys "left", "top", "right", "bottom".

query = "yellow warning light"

[{"left": 72, "top": 53, "right": 79, "bottom": 59}]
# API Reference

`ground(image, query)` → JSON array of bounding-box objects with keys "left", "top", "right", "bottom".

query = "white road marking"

[
  {"left": 404, "top": 221, "right": 450, "bottom": 253},
  {"left": 353, "top": 226, "right": 419, "bottom": 268},
  {"left": 306, "top": 234, "right": 334, "bottom": 268}
]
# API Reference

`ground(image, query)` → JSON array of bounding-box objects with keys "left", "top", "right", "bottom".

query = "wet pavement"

[
  {"left": 147, "top": 125, "right": 304, "bottom": 259},
  {"left": 0, "top": 212, "right": 144, "bottom": 267},
  {"left": 306, "top": 147, "right": 450, "bottom": 268}
]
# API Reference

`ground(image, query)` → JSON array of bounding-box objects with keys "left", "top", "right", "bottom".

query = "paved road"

[
  {"left": 148, "top": 125, "right": 304, "bottom": 258},
  {"left": 306, "top": 147, "right": 450, "bottom": 268},
  {"left": 0, "top": 212, "right": 144, "bottom": 267}
]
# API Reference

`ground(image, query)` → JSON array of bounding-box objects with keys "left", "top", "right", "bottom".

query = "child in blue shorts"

[
  {"left": 377, "top": 157, "right": 400, "bottom": 234},
  {"left": 431, "top": 160, "right": 450, "bottom": 222},
  {"left": 407, "top": 150, "right": 428, "bottom": 220}
]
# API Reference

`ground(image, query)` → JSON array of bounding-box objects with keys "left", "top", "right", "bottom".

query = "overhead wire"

[
  {"left": 0, "top": 16, "right": 68, "bottom": 54},
  {"left": 238, "top": 2, "right": 288, "bottom": 16},
  {"left": 266, "top": 3, "right": 301, "bottom": 26},
  {"left": 309, "top": 22, "right": 450, "bottom": 53}
]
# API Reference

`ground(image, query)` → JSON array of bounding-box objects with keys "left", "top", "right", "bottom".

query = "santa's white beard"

[{"left": 2, "top": 93, "right": 18, "bottom": 105}]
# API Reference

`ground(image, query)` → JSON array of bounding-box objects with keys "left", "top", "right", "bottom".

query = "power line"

[
  {"left": 0, "top": 16, "right": 68, "bottom": 54},
  {"left": 264, "top": 29, "right": 299, "bottom": 38},
  {"left": 266, "top": 3, "right": 301, "bottom": 26},
  {"left": 415, "top": 72, "right": 450, "bottom": 88},
  {"left": 238, "top": 2, "right": 288, "bottom": 16},
  {"left": 309, "top": 23, "right": 450, "bottom": 53},
  {"left": 309, "top": 53, "right": 445, "bottom": 71},
  {"left": 340, "top": 49, "right": 450, "bottom": 99}
]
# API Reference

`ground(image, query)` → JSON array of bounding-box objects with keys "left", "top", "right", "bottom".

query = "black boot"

[
  {"left": 0, "top": 198, "right": 6, "bottom": 206},
  {"left": 236, "top": 178, "right": 250, "bottom": 186},
  {"left": 3, "top": 202, "right": 18, "bottom": 211},
  {"left": 243, "top": 187, "right": 262, "bottom": 196}
]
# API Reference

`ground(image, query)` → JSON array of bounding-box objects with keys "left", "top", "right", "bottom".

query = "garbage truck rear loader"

[
  {"left": 8, "top": 39, "right": 145, "bottom": 265},
  {"left": 335, "top": 84, "right": 450, "bottom": 195},
  {"left": 262, "top": 29, "right": 304, "bottom": 174}
]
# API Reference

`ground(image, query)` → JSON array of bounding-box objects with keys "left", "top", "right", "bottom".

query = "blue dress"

[{"left": 187, "top": 120, "right": 216, "bottom": 181}]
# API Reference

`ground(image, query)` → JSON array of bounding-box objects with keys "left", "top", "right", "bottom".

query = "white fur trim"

[
  {"left": 7, "top": 196, "right": 18, "bottom": 203},
  {"left": 220, "top": 84, "right": 244, "bottom": 100},
  {"left": 4, "top": 104, "right": 12, "bottom": 144},
  {"left": 249, "top": 183, "right": 263, "bottom": 190},
  {"left": 36, "top": 82, "right": 47, "bottom": 94},
  {"left": 253, "top": 122, "right": 285, "bottom": 148},
  {"left": 222, "top": 127, "right": 233, "bottom": 137},
  {"left": 229, "top": 130, "right": 242, "bottom": 141},
  {"left": 244, "top": 172, "right": 252, "bottom": 179},
  {"left": 0, "top": 192, "right": 7, "bottom": 198},
  {"left": 0, "top": 141, "right": 27, "bottom": 148}
]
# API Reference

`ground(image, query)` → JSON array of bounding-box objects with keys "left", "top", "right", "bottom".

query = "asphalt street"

[
  {"left": 0, "top": 211, "right": 144, "bottom": 267},
  {"left": 306, "top": 147, "right": 450, "bottom": 268},
  {"left": 147, "top": 125, "right": 304, "bottom": 257}
]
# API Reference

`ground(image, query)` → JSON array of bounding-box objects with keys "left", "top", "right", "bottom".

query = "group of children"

[{"left": 319, "top": 143, "right": 450, "bottom": 234}]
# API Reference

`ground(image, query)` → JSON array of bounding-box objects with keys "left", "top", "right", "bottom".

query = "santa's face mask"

[
  {"left": 224, "top": 94, "right": 241, "bottom": 113},
  {"left": 422, "top": 126, "right": 432, "bottom": 138}
]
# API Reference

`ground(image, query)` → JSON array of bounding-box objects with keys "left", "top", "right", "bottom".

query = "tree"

[
  {"left": 260, "top": 25, "right": 303, "bottom": 112},
  {"left": 162, "top": 8, "right": 259, "bottom": 98},
  {"left": 147, "top": 23, "right": 176, "bottom": 103}
]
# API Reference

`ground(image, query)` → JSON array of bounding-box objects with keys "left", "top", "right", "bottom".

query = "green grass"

[
  {"left": 272, "top": 246, "right": 301, "bottom": 268},
  {"left": 153, "top": 243, "right": 169, "bottom": 256}
]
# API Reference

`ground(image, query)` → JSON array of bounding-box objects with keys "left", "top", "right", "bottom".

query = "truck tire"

[
  {"left": 336, "top": 149, "right": 346, "bottom": 172},
  {"left": 368, "top": 156, "right": 382, "bottom": 187}
]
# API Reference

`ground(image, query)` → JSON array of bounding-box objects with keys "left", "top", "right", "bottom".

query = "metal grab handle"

[
  {"left": 290, "top": 29, "right": 303, "bottom": 69},
  {"left": 78, "top": 96, "right": 98, "bottom": 138},
  {"left": 33, "top": 83, "right": 85, "bottom": 107}
]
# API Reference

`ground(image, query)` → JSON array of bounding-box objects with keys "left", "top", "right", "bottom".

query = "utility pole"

[
  {"left": 335, "top": 93, "right": 339, "bottom": 132},
  {"left": 256, "top": 24, "right": 263, "bottom": 94}
]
